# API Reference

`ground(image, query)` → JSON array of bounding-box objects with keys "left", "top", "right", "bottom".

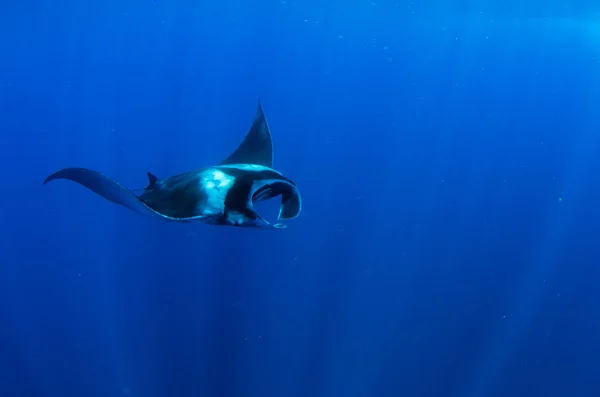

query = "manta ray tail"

[{"left": 43, "top": 167, "right": 170, "bottom": 220}]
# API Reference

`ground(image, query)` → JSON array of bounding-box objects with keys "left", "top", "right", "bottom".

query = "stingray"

[{"left": 43, "top": 101, "right": 301, "bottom": 229}]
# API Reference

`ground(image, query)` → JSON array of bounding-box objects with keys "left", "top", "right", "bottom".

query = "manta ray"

[{"left": 43, "top": 101, "right": 301, "bottom": 229}]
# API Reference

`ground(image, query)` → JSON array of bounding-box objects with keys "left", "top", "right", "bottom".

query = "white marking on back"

[{"left": 193, "top": 168, "right": 236, "bottom": 217}]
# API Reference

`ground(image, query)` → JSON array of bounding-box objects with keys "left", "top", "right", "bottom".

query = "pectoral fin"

[
  {"left": 219, "top": 100, "right": 274, "bottom": 168},
  {"left": 43, "top": 167, "right": 188, "bottom": 221}
]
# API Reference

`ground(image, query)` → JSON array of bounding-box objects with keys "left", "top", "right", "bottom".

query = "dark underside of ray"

[
  {"left": 218, "top": 101, "right": 274, "bottom": 168},
  {"left": 42, "top": 167, "right": 184, "bottom": 221}
]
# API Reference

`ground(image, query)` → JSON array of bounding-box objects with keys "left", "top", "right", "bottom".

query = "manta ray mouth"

[{"left": 251, "top": 181, "right": 302, "bottom": 223}]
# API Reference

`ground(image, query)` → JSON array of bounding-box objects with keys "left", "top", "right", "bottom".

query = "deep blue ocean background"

[{"left": 2, "top": 1, "right": 600, "bottom": 396}]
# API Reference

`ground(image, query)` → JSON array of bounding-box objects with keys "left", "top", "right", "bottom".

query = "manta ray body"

[{"left": 44, "top": 101, "right": 301, "bottom": 229}]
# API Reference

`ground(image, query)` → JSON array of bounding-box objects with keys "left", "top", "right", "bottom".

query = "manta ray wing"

[
  {"left": 43, "top": 167, "right": 195, "bottom": 221},
  {"left": 218, "top": 100, "right": 274, "bottom": 168}
]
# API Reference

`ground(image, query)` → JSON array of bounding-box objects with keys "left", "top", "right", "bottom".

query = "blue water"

[{"left": 1, "top": 1, "right": 600, "bottom": 396}]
